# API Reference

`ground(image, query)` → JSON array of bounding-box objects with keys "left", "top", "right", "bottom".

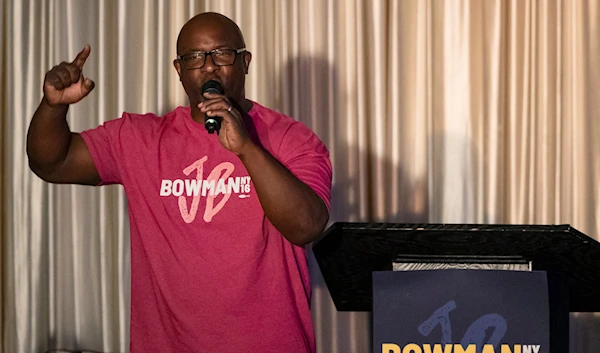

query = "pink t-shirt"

[{"left": 80, "top": 102, "right": 332, "bottom": 353}]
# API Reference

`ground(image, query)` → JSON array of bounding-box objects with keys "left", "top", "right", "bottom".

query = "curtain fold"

[
  {"left": 0, "top": 0, "right": 5, "bottom": 349},
  {"left": 2, "top": 1, "right": 600, "bottom": 352}
]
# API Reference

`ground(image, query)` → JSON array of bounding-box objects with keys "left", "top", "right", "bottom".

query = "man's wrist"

[
  {"left": 237, "top": 142, "right": 263, "bottom": 163},
  {"left": 41, "top": 96, "right": 68, "bottom": 111}
]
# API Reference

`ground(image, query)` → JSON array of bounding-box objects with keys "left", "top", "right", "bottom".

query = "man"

[{"left": 27, "top": 12, "right": 331, "bottom": 353}]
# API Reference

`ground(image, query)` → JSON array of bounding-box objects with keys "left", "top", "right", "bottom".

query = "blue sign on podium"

[{"left": 373, "top": 270, "right": 551, "bottom": 353}]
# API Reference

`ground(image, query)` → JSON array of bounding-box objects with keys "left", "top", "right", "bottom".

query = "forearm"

[
  {"left": 240, "top": 144, "right": 329, "bottom": 246},
  {"left": 26, "top": 99, "right": 73, "bottom": 178}
]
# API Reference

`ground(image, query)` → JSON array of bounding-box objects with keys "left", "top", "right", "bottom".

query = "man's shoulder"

[
  {"left": 120, "top": 106, "right": 190, "bottom": 125},
  {"left": 249, "top": 101, "right": 310, "bottom": 136},
  {"left": 95, "top": 106, "right": 190, "bottom": 136},
  {"left": 249, "top": 101, "right": 289, "bottom": 121},
  {"left": 249, "top": 101, "right": 327, "bottom": 158},
  {"left": 85, "top": 106, "right": 191, "bottom": 141}
]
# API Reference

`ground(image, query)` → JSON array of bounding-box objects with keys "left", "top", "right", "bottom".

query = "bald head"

[
  {"left": 177, "top": 12, "right": 246, "bottom": 55},
  {"left": 173, "top": 12, "right": 253, "bottom": 120}
]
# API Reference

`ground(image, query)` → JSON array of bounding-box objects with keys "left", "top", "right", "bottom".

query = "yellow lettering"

[
  {"left": 502, "top": 345, "right": 521, "bottom": 353},
  {"left": 482, "top": 344, "right": 496, "bottom": 353},
  {"left": 382, "top": 343, "right": 401, "bottom": 353},
  {"left": 403, "top": 343, "right": 423, "bottom": 353},
  {"left": 423, "top": 344, "right": 453, "bottom": 353},
  {"left": 454, "top": 344, "right": 477, "bottom": 353}
]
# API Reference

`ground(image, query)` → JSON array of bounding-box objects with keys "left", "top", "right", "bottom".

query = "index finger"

[
  {"left": 72, "top": 44, "right": 91, "bottom": 70},
  {"left": 202, "top": 92, "right": 226, "bottom": 100}
]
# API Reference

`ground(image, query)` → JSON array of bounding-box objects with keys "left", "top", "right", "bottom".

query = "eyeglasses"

[{"left": 176, "top": 48, "right": 247, "bottom": 70}]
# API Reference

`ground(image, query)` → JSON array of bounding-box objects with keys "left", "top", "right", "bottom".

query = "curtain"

[{"left": 2, "top": 0, "right": 599, "bottom": 352}]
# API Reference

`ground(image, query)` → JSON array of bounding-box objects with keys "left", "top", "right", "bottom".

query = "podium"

[{"left": 312, "top": 223, "right": 600, "bottom": 353}]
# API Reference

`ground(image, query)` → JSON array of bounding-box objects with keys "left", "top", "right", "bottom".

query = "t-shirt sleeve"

[
  {"left": 79, "top": 115, "right": 127, "bottom": 185},
  {"left": 278, "top": 122, "right": 333, "bottom": 211}
]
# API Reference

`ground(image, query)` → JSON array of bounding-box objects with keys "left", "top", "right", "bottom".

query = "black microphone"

[{"left": 201, "top": 80, "right": 224, "bottom": 134}]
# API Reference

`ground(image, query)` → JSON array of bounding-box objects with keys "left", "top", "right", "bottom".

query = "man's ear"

[
  {"left": 243, "top": 52, "right": 252, "bottom": 74},
  {"left": 173, "top": 59, "right": 182, "bottom": 80}
]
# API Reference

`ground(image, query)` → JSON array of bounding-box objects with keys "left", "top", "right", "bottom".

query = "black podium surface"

[{"left": 312, "top": 223, "right": 600, "bottom": 312}]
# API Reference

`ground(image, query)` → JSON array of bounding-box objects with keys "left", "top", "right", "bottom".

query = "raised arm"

[{"left": 27, "top": 45, "right": 100, "bottom": 185}]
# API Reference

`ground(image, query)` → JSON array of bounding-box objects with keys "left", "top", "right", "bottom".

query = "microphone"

[{"left": 201, "top": 80, "right": 225, "bottom": 134}]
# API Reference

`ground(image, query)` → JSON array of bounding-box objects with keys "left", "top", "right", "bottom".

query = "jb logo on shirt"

[{"left": 158, "top": 156, "right": 252, "bottom": 223}]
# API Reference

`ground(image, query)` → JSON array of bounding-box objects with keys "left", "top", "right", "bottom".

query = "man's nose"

[{"left": 202, "top": 53, "right": 220, "bottom": 73}]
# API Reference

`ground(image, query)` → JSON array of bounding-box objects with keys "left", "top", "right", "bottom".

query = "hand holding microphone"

[
  {"left": 201, "top": 80, "right": 225, "bottom": 133},
  {"left": 198, "top": 80, "right": 253, "bottom": 156}
]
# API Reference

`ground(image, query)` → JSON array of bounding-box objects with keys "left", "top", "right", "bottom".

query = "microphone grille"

[{"left": 201, "top": 80, "right": 224, "bottom": 94}]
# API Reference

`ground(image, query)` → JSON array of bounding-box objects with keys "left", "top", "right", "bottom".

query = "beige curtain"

[
  {"left": 1, "top": 0, "right": 5, "bottom": 349},
  {"left": 2, "top": 0, "right": 600, "bottom": 352}
]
